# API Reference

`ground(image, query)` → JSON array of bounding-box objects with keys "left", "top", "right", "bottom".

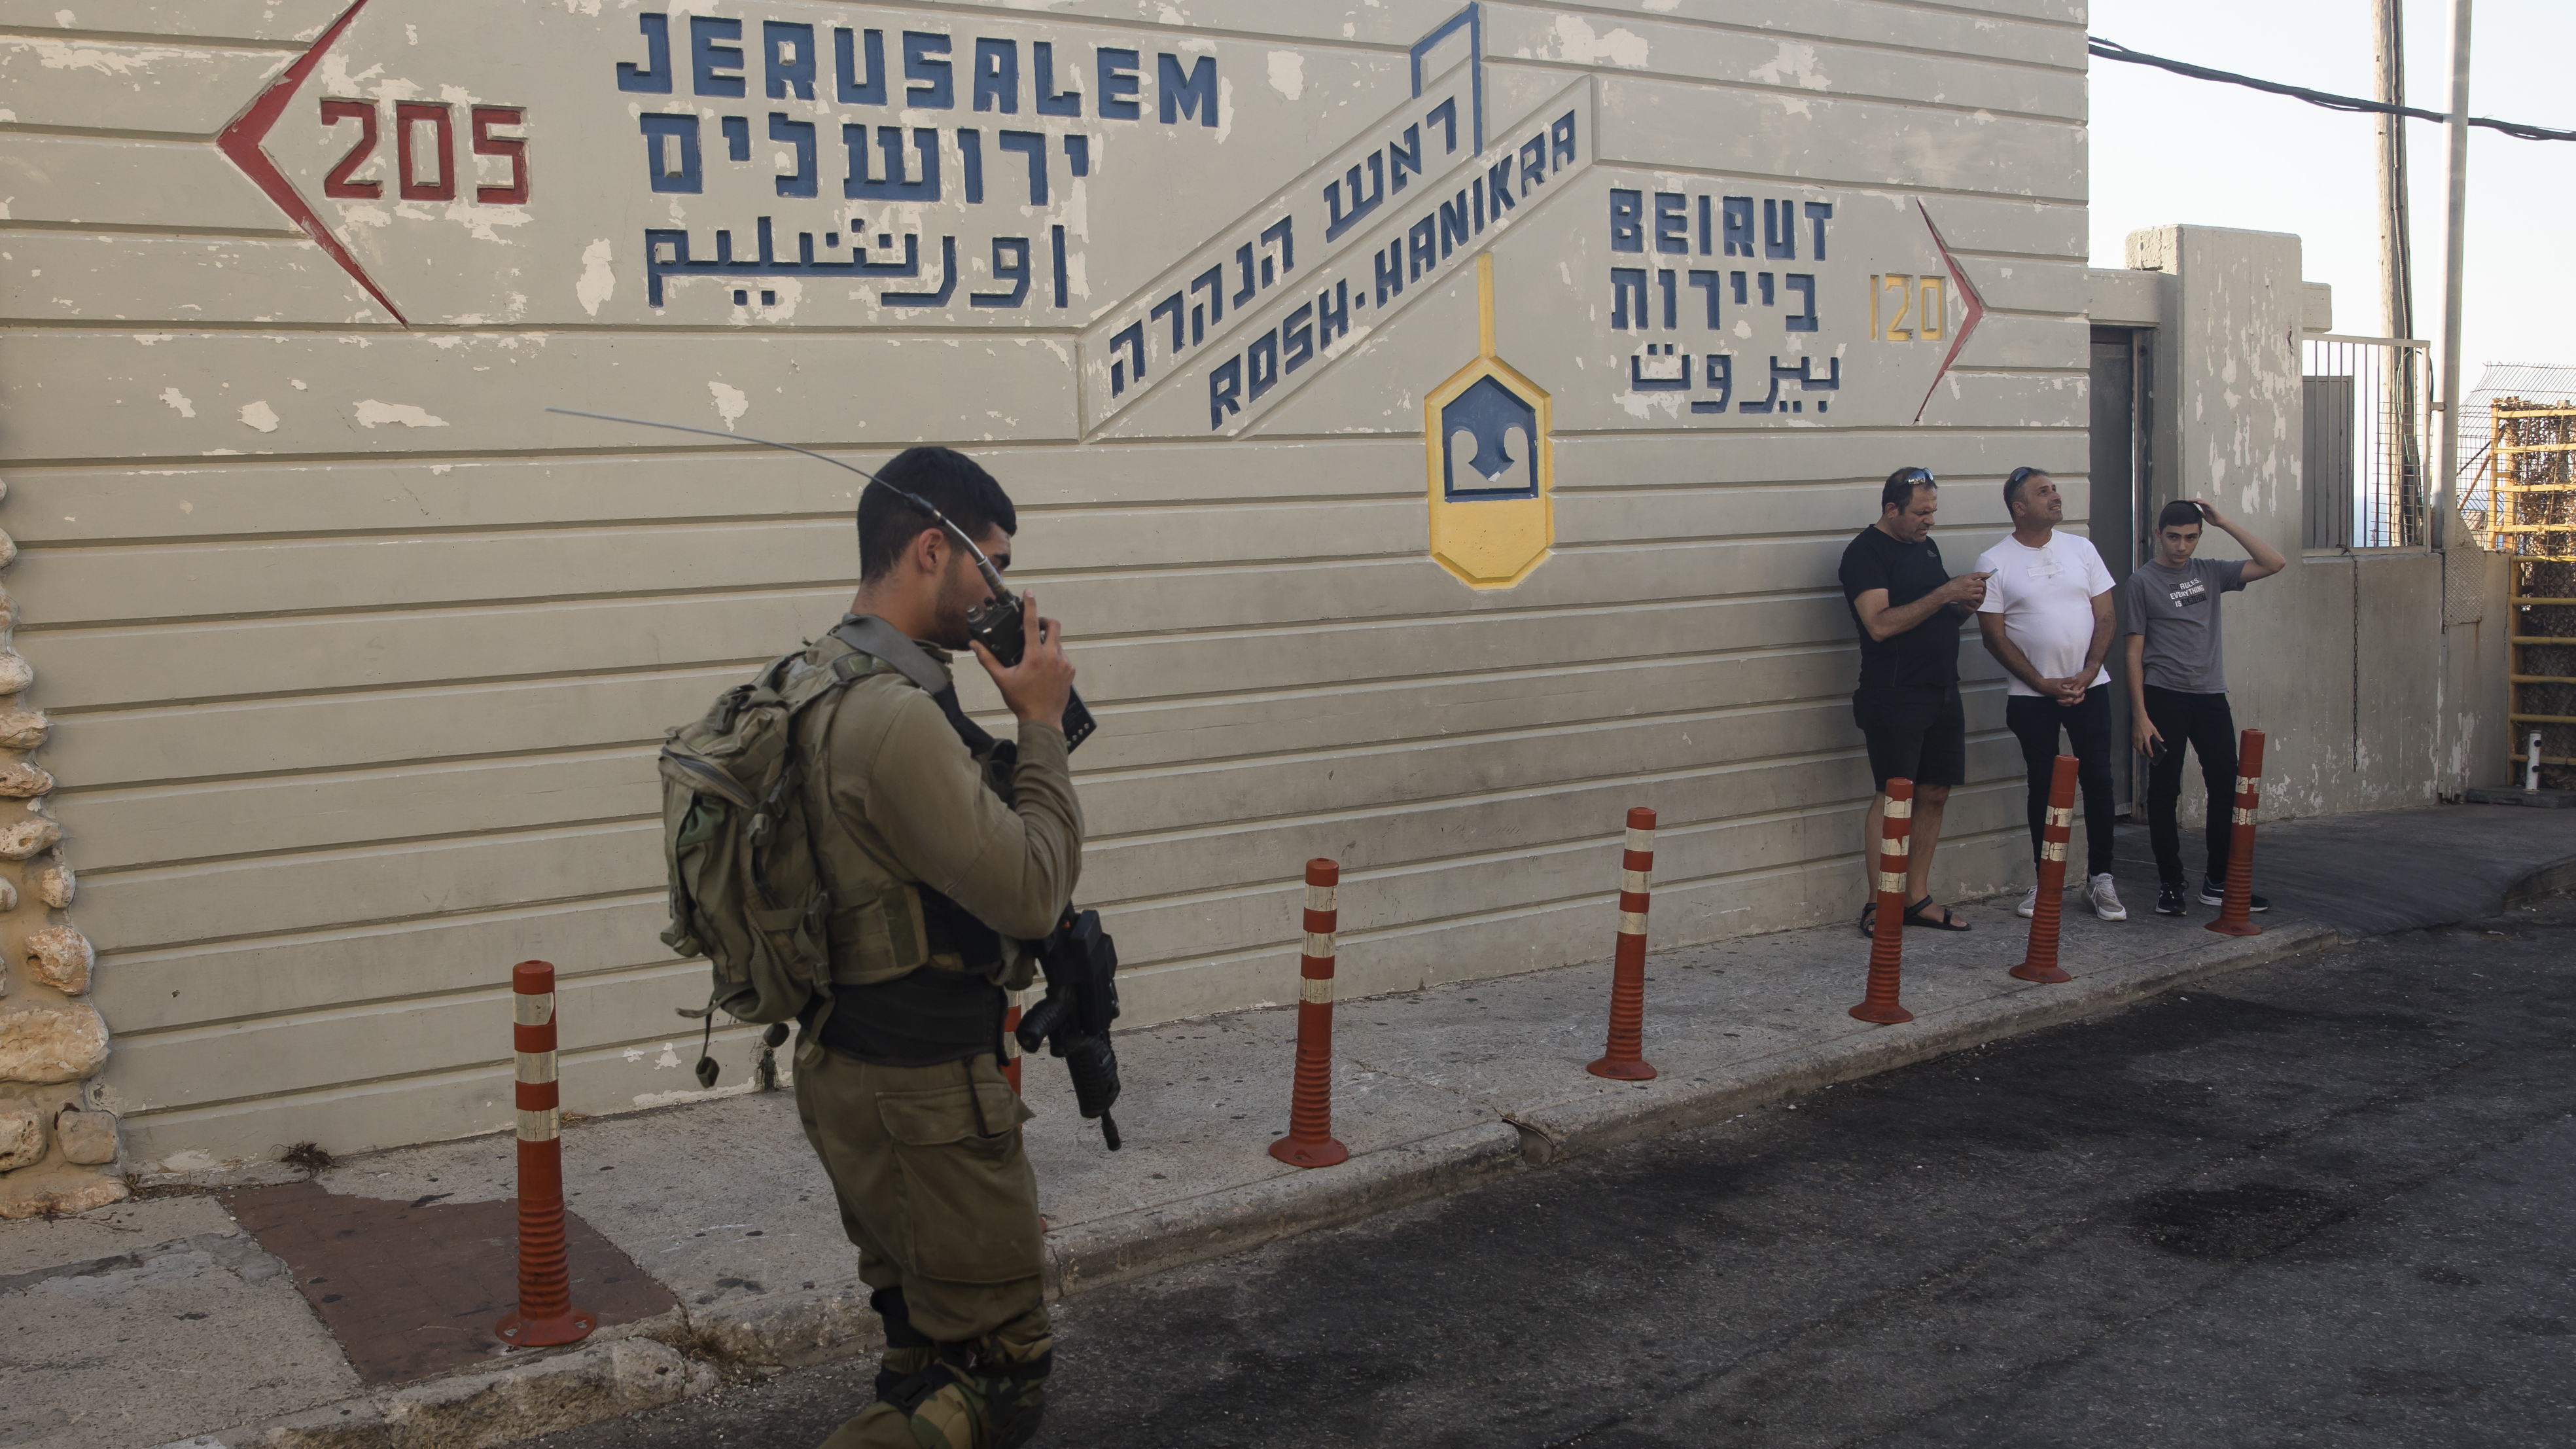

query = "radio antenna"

[{"left": 543, "top": 406, "right": 1012, "bottom": 597}]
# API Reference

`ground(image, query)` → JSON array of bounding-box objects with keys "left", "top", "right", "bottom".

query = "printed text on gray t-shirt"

[{"left": 2119, "top": 558, "right": 2248, "bottom": 694}]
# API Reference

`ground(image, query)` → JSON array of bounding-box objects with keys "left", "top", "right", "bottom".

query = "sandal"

[
  {"left": 1857, "top": 901, "right": 1878, "bottom": 937},
  {"left": 1903, "top": 897, "right": 1972, "bottom": 931}
]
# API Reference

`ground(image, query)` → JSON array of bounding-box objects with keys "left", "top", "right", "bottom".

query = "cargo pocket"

[{"left": 875, "top": 1081, "right": 1042, "bottom": 1285}]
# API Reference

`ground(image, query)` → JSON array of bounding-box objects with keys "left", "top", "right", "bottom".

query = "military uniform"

[{"left": 786, "top": 616, "right": 1082, "bottom": 1449}]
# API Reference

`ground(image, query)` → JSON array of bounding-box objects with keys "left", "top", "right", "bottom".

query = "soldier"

[{"left": 788, "top": 446, "right": 1082, "bottom": 1449}]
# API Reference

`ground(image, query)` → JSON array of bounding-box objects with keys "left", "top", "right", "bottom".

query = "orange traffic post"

[
  {"left": 1850, "top": 778, "right": 1917, "bottom": 1024},
  {"left": 1269, "top": 859, "right": 1349, "bottom": 1168},
  {"left": 2206, "top": 729, "right": 2268, "bottom": 937},
  {"left": 2011, "top": 755, "right": 2079, "bottom": 984},
  {"left": 1588, "top": 807, "right": 1659, "bottom": 1081},
  {"left": 496, "top": 960, "right": 595, "bottom": 1348}
]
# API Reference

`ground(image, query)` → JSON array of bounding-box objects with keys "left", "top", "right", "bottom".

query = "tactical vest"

[{"left": 794, "top": 624, "right": 1036, "bottom": 984}]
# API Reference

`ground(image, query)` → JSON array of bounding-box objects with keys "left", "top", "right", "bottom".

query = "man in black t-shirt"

[{"left": 1839, "top": 467, "right": 1990, "bottom": 933}]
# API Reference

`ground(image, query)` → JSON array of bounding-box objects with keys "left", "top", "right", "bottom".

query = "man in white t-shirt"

[{"left": 1976, "top": 467, "right": 2124, "bottom": 921}]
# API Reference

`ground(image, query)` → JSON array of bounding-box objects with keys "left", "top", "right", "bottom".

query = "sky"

[{"left": 2087, "top": 0, "right": 2572, "bottom": 387}]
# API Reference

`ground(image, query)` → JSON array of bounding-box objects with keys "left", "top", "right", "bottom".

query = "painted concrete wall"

[
  {"left": 2122, "top": 224, "right": 2509, "bottom": 821},
  {"left": 3, "top": 0, "right": 2101, "bottom": 1173}
]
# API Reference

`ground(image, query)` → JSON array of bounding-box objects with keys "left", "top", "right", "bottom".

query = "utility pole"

[
  {"left": 2374, "top": 0, "right": 2422, "bottom": 543},
  {"left": 2374, "top": 0, "right": 2414, "bottom": 342},
  {"left": 2433, "top": 0, "right": 2473, "bottom": 552}
]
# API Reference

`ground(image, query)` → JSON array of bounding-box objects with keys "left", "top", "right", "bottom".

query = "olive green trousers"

[{"left": 795, "top": 1042, "right": 1051, "bottom": 1449}]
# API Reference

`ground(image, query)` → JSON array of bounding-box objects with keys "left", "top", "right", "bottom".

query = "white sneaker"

[
  {"left": 2016, "top": 885, "right": 2039, "bottom": 918},
  {"left": 2090, "top": 873, "right": 2128, "bottom": 921}
]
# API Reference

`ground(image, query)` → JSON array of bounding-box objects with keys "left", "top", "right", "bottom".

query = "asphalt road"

[{"left": 510, "top": 898, "right": 2576, "bottom": 1448}]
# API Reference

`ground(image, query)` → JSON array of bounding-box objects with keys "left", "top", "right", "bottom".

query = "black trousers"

[
  {"left": 2005, "top": 685, "right": 2117, "bottom": 879},
  {"left": 2142, "top": 686, "right": 2238, "bottom": 887}
]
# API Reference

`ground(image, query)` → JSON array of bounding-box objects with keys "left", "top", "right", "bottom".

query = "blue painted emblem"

[{"left": 1439, "top": 375, "right": 1540, "bottom": 500}]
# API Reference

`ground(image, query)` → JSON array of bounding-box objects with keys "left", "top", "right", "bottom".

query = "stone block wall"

[{"left": 0, "top": 485, "right": 122, "bottom": 1218}]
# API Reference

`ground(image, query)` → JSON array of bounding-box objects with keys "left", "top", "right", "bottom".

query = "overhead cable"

[{"left": 2089, "top": 36, "right": 2576, "bottom": 143}]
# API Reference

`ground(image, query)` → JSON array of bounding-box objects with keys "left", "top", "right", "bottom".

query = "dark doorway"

[{"left": 2091, "top": 328, "right": 2150, "bottom": 810}]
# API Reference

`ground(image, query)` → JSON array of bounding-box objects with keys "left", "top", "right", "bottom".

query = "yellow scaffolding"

[{"left": 2494, "top": 404, "right": 2576, "bottom": 783}]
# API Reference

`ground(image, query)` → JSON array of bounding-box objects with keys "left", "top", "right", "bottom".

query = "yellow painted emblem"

[{"left": 1424, "top": 254, "right": 1553, "bottom": 588}]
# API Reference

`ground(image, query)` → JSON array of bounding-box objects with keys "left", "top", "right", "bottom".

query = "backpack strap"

[{"left": 831, "top": 615, "right": 999, "bottom": 757}]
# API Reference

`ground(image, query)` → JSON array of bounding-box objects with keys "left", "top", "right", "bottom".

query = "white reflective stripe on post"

[
  {"left": 1885, "top": 797, "right": 1914, "bottom": 819},
  {"left": 2235, "top": 776, "right": 2257, "bottom": 795},
  {"left": 1877, "top": 870, "right": 1907, "bottom": 895},
  {"left": 2045, "top": 805, "right": 2074, "bottom": 829},
  {"left": 1618, "top": 910, "right": 1648, "bottom": 935},
  {"left": 1003, "top": 1032, "right": 1022, "bottom": 1060},
  {"left": 1298, "top": 977, "right": 1333, "bottom": 1005},
  {"left": 1625, "top": 826, "right": 1654, "bottom": 852},
  {"left": 2233, "top": 806, "right": 2257, "bottom": 825},
  {"left": 2041, "top": 841, "right": 2067, "bottom": 863},
  {"left": 1305, "top": 882, "right": 1337, "bottom": 913},
  {"left": 515, "top": 1050, "right": 557, "bottom": 1084},
  {"left": 1882, "top": 834, "right": 1911, "bottom": 857},
  {"left": 1303, "top": 931, "right": 1335, "bottom": 957},
  {"left": 516, "top": 1107, "right": 560, "bottom": 1142},
  {"left": 1621, "top": 869, "right": 1650, "bottom": 893},
  {"left": 514, "top": 993, "right": 556, "bottom": 1027}
]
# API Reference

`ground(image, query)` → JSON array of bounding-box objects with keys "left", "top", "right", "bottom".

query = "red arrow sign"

[
  {"left": 1913, "top": 200, "right": 1986, "bottom": 425},
  {"left": 216, "top": 0, "right": 408, "bottom": 326}
]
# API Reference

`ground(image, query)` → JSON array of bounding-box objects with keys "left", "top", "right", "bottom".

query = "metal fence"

[{"left": 2301, "top": 335, "right": 2430, "bottom": 549}]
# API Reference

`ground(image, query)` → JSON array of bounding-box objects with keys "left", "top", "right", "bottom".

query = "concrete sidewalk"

[{"left": 9, "top": 802, "right": 2573, "bottom": 1449}]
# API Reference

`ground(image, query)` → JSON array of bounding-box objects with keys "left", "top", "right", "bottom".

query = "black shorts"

[{"left": 1852, "top": 687, "right": 1967, "bottom": 791}]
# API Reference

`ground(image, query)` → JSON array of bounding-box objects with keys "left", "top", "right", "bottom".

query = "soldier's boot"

[
  {"left": 970, "top": 1308, "right": 1053, "bottom": 1449},
  {"left": 825, "top": 1307, "right": 1052, "bottom": 1449},
  {"left": 868, "top": 1288, "right": 939, "bottom": 1406},
  {"left": 829, "top": 1289, "right": 1051, "bottom": 1433},
  {"left": 817, "top": 1290, "right": 946, "bottom": 1449}
]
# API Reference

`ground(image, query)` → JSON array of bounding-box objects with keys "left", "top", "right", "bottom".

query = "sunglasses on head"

[
  {"left": 1897, "top": 468, "right": 1936, "bottom": 488},
  {"left": 2005, "top": 467, "right": 2046, "bottom": 488}
]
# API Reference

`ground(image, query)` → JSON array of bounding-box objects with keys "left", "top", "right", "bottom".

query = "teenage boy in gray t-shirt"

[{"left": 2119, "top": 499, "right": 2285, "bottom": 916}]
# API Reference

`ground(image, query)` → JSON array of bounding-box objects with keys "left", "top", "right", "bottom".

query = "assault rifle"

[{"left": 1016, "top": 908, "right": 1123, "bottom": 1151}]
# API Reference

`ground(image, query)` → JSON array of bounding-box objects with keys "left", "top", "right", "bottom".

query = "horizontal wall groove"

[
  {"left": 26, "top": 565, "right": 1932, "bottom": 698},
  {"left": 1557, "top": 154, "right": 2087, "bottom": 211},
  {"left": 1515, "top": 1, "right": 2088, "bottom": 74},
  {"left": 0, "top": 24, "right": 304, "bottom": 50},
  {"left": 1486, "top": 57, "right": 2086, "bottom": 129},
  {"left": 110, "top": 1022, "right": 774, "bottom": 1125},
  {"left": 103, "top": 954, "right": 704, "bottom": 1048},
  {"left": 1116, "top": 810, "right": 2028, "bottom": 976},
  {"left": 0, "top": 122, "right": 225, "bottom": 143},
  {"left": 37, "top": 653, "right": 781, "bottom": 717},
  {"left": 0, "top": 219, "right": 303, "bottom": 241},
  {"left": 99, "top": 889, "right": 671, "bottom": 972},
  {"left": 0, "top": 317, "right": 1093, "bottom": 338},
  {"left": 1082, "top": 717, "right": 2020, "bottom": 865},
  {"left": 5, "top": 491, "right": 1420, "bottom": 552},
  {"left": 52, "top": 742, "right": 654, "bottom": 804}
]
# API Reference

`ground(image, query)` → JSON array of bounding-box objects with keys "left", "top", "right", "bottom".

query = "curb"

[
  {"left": 175, "top": 912, "right": 2408, "bottom": 1447},
  {"left": 1046, "top": 1120, "right": 1528, "bottom": 1299},
  {"left": 235, "top": 1337, "right": 717, "bottom": 1449}
]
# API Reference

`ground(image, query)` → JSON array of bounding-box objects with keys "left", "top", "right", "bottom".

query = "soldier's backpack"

[
  {"left": 657, "top": 643, "right": 875, "bottom": 1048},
  {"left": 657, "top": 617, "right": 1000, "bottom": 1086}
]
